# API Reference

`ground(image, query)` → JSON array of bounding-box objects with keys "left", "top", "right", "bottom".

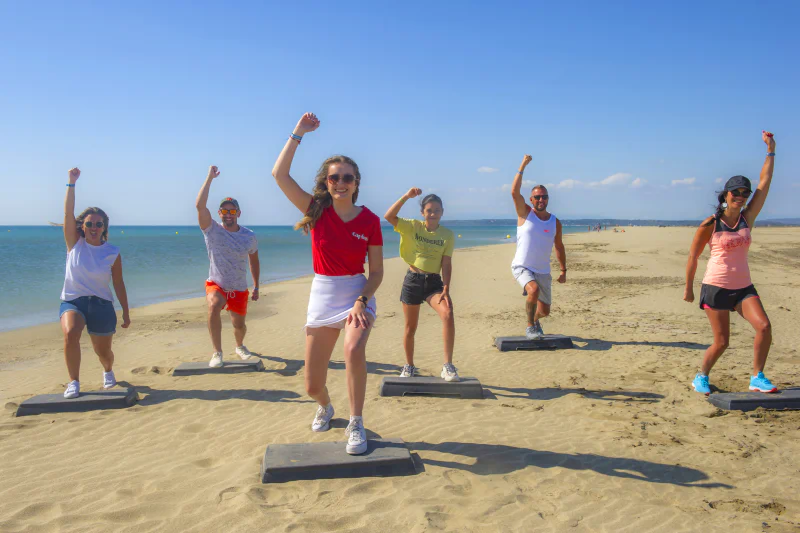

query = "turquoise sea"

[{"left": 0, "top": 224, "right": 587, "bottom": 332}]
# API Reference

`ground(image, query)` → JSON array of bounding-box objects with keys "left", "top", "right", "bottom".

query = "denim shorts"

[
  {"left": 59, "top": 296, "right": 117, "bottom": 336},
  {"left": 400, "top": 271, "right": 445, "bottom": 305}
]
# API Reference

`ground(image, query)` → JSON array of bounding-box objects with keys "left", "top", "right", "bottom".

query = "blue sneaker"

[
  {"left": 692, "top": 373, "right": 711, "bottom": 395},
  {"left": 749, "top": 372, "right": 778, "bottom": 393}
]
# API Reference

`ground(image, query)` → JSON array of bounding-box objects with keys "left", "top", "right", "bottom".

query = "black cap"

[{"left": 723, "top": 175, "right": 752, "bottom": 192}]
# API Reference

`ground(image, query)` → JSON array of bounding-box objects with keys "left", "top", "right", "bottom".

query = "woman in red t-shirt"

[{"left": 272, "top": 112, "right": 384, "bottom": 456}]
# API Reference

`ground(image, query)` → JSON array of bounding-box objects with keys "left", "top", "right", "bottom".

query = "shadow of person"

[
  {"left": 483, "top": 385, "right": 664, "bottom": 403},
  {"left": 247, "top": 352, "right": 305, "bottom": 377},
  {"left": 126, "top": 384, "right": 311, "bottom": 406},
  {"left": 409, "top": 441, "right": 732, "bottom": 488},
  {"left": 570, "top": 336, "right": 708, "bottom": 351},
  {"left": 328, "top": 360, "right": 403, "bottom": 375}
]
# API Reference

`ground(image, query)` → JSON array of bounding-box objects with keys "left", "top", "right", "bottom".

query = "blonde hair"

[
  {"left": 294, "top": 155, "right": 361, "bottom": 234},
  {"left": 76, "top": 207, "right": 109, "bottom": 243}
]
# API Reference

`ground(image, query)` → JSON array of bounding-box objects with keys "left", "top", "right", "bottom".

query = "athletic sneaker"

[
  {"left": 525, "top": 325, "right": 541, "bottom": 340},
  {"left": 399, "top": 364, "right": 417, "bottom": 378},
  {"left": 209, "top": 352, "right": 223, "bottom": 368},
  {"left": 311, "top": 403, "right": 334, "bottom": 432},
  {"left": 441, "top": 363, "right": 461, "bottom": 382},
  {"left": 535, "top": 320, "right": 544, "bottom": 338},
  {"left": 345, "top": 417, "right": 368, "bottom": 455},
  {"left": 235, "top": 345, "right": 252, "bottom": 360},
  {"left": 64, "top": 380, "right": 80, "bottom": 399},
  {"left": 692, "top": 373, "right": 711, "bottom": 395},
  {"left": 103, "top": 371, "right": 117, "bottom": 389},
  {"left": 749, "top": 372, "right": 778, "bottom": 393}
]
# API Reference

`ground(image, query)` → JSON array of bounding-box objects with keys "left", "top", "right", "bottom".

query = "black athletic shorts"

[
  {"left": 400, "top": 271, "right": 445, "bottom": 305},
  {"left": 699, "top": 283, "right": 759, "bottom": 311}
]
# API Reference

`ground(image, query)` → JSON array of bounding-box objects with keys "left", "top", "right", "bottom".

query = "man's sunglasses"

[
  {"left": 219, "top": 209, "right": 239, "bottom": 215},
  {"left": 328, "top": 174, "right": 356, "bottom": 184},
  {"left": 533, "top": 195, "right": 549, "bottom": 200},
  {"left": 84, "top": 221, "right": 105, "bottom": 228},
  {"left": 730, "top": 189, "right": 751, "bottom": 199}
]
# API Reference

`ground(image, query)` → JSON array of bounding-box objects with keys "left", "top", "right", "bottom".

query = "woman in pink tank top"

[{"left": 684, "top": 131, "right": 778, "bottom": 396}]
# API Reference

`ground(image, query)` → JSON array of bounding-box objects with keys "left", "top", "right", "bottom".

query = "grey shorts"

[{"left": 512, "top": 266, "right": 552, "bottom": 305}]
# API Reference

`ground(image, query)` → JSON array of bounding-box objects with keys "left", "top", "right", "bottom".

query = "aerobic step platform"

[
  {"left": 16, "top": 388, "right": 138, "bottom": 417},
  {"left": 379, "top": 376, "right": 484, "bottom": 399},
  {"left": 172, "top": 360, "right": 264, "bottom": 376},
  {"left": 260, "top": 438, "right": 416, "bottom": 483},
  {"left": 494, "top": 335, "right": 574, "bottom": 351},
  {"left": 707, "top": 389, "right": 800, "bottom": 412}
]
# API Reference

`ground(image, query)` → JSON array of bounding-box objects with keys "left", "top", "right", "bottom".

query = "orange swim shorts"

[{"left": 205, "top": 281, "right": 249, "bottom": 316}]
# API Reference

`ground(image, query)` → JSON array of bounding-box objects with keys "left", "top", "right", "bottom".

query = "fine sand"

[{"left": 1, "top": 227, "right": 799, "bottom": 532}]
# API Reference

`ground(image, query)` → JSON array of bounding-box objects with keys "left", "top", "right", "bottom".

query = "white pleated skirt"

[{"left": 305, "top": 274, "right": 377, "bottom": 330}]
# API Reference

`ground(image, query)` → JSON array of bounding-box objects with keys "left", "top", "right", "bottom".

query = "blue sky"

[{"left": 2, "top": 1, "right": 798, "bottom": 225}]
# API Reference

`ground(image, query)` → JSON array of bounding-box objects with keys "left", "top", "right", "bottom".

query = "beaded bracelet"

[
  {"left": 66, "top": 184, "right": 75, "bottom": 187},
  {"left": 289, "top": 133, "right": 303, "bottom": 143}
]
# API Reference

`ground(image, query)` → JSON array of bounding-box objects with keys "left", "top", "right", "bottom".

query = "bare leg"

[
  {"left": 401, "top": 303, "right": 421, "bottom": 366},
  {"left": 524, "top": 281, "right": 539, "bottom": 327},
  {"left": 206, "top": 291, "right": 226, "bottom": 353},
  {"left": 426, "top": 293, "right": 455, "bottom": 364},
  {"left": 304, "top": 326, "right": 340, "bottom": 407},
  {"left": 534, "top": 301, "right": 551, "bottom": 324},
  {"left": 61, "top": 311, "right": 85, "bottom": 382},
  {"left": 737, "top": 297, "right": 772, "bottom": 375},
  {"left": 89, "top": 334, "right": 114, "bottom": 372},
  {"left": 700, "top": 308, "right": 730, "bottom": 375},
  {"left": 230, "top": 310, "right": 247, "bottom": 347},
  {"left": 343, "top": 316, "right": 373, "bottom": 417}
]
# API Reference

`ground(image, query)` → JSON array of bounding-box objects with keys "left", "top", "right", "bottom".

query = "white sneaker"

[
  {"left": 209, "top": 352, "right": 223, "bottom": 368},
  {"left": 103, "top": 371, "right": 117, "bottom": 389},
  {"left": 441, "top": 363, "right": 461, "bottom": 382},
  {"left": 311, "top": 404, "right": 334, "bottom": 432},
  {"left": 235, "top": 345, "right": 252, "bottom": 360},
  {"left": 399, "top": 364, "right": 417, "bottom": 378},
  {"left": 64, "top": 380, "right": 80, "bottom": 399},
  {"left": 345, "top": 417, "right": 368, "bottom": 455}
]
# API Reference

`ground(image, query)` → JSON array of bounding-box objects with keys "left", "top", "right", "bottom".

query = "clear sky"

[{"left": 2, "top": 1, "right": 798, "bottom": 225}]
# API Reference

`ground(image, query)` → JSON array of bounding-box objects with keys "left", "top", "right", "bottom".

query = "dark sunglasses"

[
  {"left": 729, "top": 189, "right": 751, "bottom": 199},
  {"left": 328, "top": 174, "right": 356, "bottom": 184},
  {"left": 533, "top": 195, "right": 549, "bottom": 201},
  {"left": 218, "top": 209, "right": 239, "bottom": 215},
  {"left": 84, "top": 221, "right": 105, "bottom": 228}
]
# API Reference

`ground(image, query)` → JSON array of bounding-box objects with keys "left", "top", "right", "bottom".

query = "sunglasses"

[
  {"left": 84, "top": 221, "right": 105, "bottom": 228},
  {"left": 218, "top": 209, "right": 239, "bottom": 215},
  {"left": 328, "top": 174, "right": 356, "bottom": 185},
  {"left": 533, "top": 195, "right": 549, "bottom": 200},
  {"left": 729, "top": 189, "right": 751, "bottom": 199}
]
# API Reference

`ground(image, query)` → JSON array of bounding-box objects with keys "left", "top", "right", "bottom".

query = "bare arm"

[
  {"left": 196, "top": 166, "right": 219, "bottom": 231},
  {"left": 271, "top": 113, "right": 319, "bottom": 213},
  {"left": 384, "top": 187, "right": 421, "bottom": 227},
  {"left": 554, "top": 219, "right": 567, "bottom": 283},
  {"left": 347, "top": 245, "right": 384, "bottom": 329},
  {"left": 511, "top": 155, "right": 533, "bottom": 222},
  {"left": 684, "top": 218, "right": 714, "bottom": 302},
  {"left": 743, "top": 131, "right": 776, "bottom": 228},
  {"left": 111, "top": 254, "right": 131, "bottom": 328},
  {"left": 64, "top": 168, "right": 80, "bottom": 251},
  {"left": 437, "top": 254, "right": 454, "bottom": 308},
  {"left": 249, "top": 251, "right": 260, "bottom": 301}
]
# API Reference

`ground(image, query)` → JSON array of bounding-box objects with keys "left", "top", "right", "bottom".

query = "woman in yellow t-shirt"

[{"left": 384, "top": 188, "right": 459, "bottom": 382}]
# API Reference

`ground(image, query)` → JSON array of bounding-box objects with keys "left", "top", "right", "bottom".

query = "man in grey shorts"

[{"left": 509, "top": 155, "right": 567, "bottom": 339}]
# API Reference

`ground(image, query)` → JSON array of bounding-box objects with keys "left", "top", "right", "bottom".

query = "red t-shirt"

[{"left": 311, "top": 205, "right": 383, "bottom": 276}]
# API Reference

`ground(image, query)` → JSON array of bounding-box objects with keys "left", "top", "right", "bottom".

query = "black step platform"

[
  {"left": 707, "top": 389, "right": 800, "bottom": 412},
  {"left": 494, "top": 335, "right": 574, "bottom": 351},
  {"left": 172, "top": 359, "right": 264, "bottom": 376},
  {"left": 261, "top": 438, "right": 416, "bottom": 483},
  {"left": 16, "top": 388, "right": 139, "bottom": 417},
  {"left": 379, "top": 376, "right": 483, "bottom": 399}
]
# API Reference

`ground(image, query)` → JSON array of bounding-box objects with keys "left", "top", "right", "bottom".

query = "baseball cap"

[
  {"left": 219, "top": 197, "right": 240, "bottom": 210},
  {"left": 723, "top": 176, "right": 751, "bottom": 193}
]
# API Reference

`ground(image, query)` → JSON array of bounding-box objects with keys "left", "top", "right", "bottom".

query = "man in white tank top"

[{"left": 510, "top": 155, "right": 567, "bottom": 339}]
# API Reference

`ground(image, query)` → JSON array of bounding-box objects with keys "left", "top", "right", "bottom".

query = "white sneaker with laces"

[
  {"left": 209, "top": 352, "right": 223, "bottom": 368},
  {"left": 311, "top": 403, "right": 334, "bottom": 432},
  {"left": 64, "top": 380, "right": 80, "bottom": 399},
  {"left": 103, "top": 371, "right": 117, "bottom": 389},
  {"left": 235, "top": 345, "right": 252, "bottom": 360},
  {"left": 441, "top": 363, "right": 461, "bottom": 382},
  {"left": 345, "top": 417, "right": 368, "bottom": 455}
]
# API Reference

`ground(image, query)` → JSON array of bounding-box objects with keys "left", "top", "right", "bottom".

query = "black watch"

[{"left": 356, "top": 295, "right": 368, "bottom": 305}]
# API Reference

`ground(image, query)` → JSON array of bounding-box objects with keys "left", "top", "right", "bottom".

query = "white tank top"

[
  {"left": 61, "top": 237, "right": 120, "bottom": 302},
  {"left": 511, "top": 210, "right": 556, "bottom": 274}
]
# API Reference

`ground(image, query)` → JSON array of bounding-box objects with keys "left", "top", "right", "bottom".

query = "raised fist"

[
  {"left": 208, "top": 165, "right": 220, "bottom": 179},
  {"left": 521, "top": 155, "right": 533, "bottom": 167},
  {"left": 406, "top": 187, "right": 422, "bottom": 199},
  {"left": 295, "top": 112, "right": 320, "bottom": 135},
  {"left": 68, "top": 167, "right": 81, "bottom": 184},
  {"left": 762, "top": 130, "right": 776, "bottom": 152}
]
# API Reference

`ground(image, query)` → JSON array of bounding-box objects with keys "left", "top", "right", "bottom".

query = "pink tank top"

[{"left": 702, "top": 214, "right": 752, "bottom": 289}]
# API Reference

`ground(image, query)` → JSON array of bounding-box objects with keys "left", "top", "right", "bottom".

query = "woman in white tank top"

[{"left": 59, "top": 168, "right": 131, "bottom": 399}]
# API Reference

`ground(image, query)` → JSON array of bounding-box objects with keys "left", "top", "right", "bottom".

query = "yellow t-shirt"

[{"left": 394, "top": 218, "right": 455, "bottom": 273}]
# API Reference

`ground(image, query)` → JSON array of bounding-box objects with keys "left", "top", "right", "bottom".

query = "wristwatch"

[{"left": 356, "top": 295, "right": 368, "bottom": 305}]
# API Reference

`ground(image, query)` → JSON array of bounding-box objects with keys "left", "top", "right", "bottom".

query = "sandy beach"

[{"left": 1, "top": 226, "right": 799, "bottom": 533}]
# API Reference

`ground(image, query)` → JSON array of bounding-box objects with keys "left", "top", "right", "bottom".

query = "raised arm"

[
  {"left": 554, "top": 219, "right": 567, "bottom": 283},
  {"left": 743, "top": 131, "right": 776, "bottom": 228},
  {"left": 384, "top": 187, "right": 421, "bottom": 227},
  {"left": 111, "top": 255, "right": 131, "bottom": 328},
  {"left": 195, "top": 165, "right": 220, "bottom": 231},
  {"left": 511, "top": 155, "right": 533, "bottom": 221},
  {"left": 64, "top": 168, "right": 80, "bottom": 251},
  {"left": 271, "top": 113, "right": 319, "bottom": 213},
  {"left": 683, "top": 217, "right": 715, "bottom": 303}
]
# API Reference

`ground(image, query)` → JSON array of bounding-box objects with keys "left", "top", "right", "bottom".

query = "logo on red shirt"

[{"left": 352, "top": 232, "right": 368, "bottom": 242}]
